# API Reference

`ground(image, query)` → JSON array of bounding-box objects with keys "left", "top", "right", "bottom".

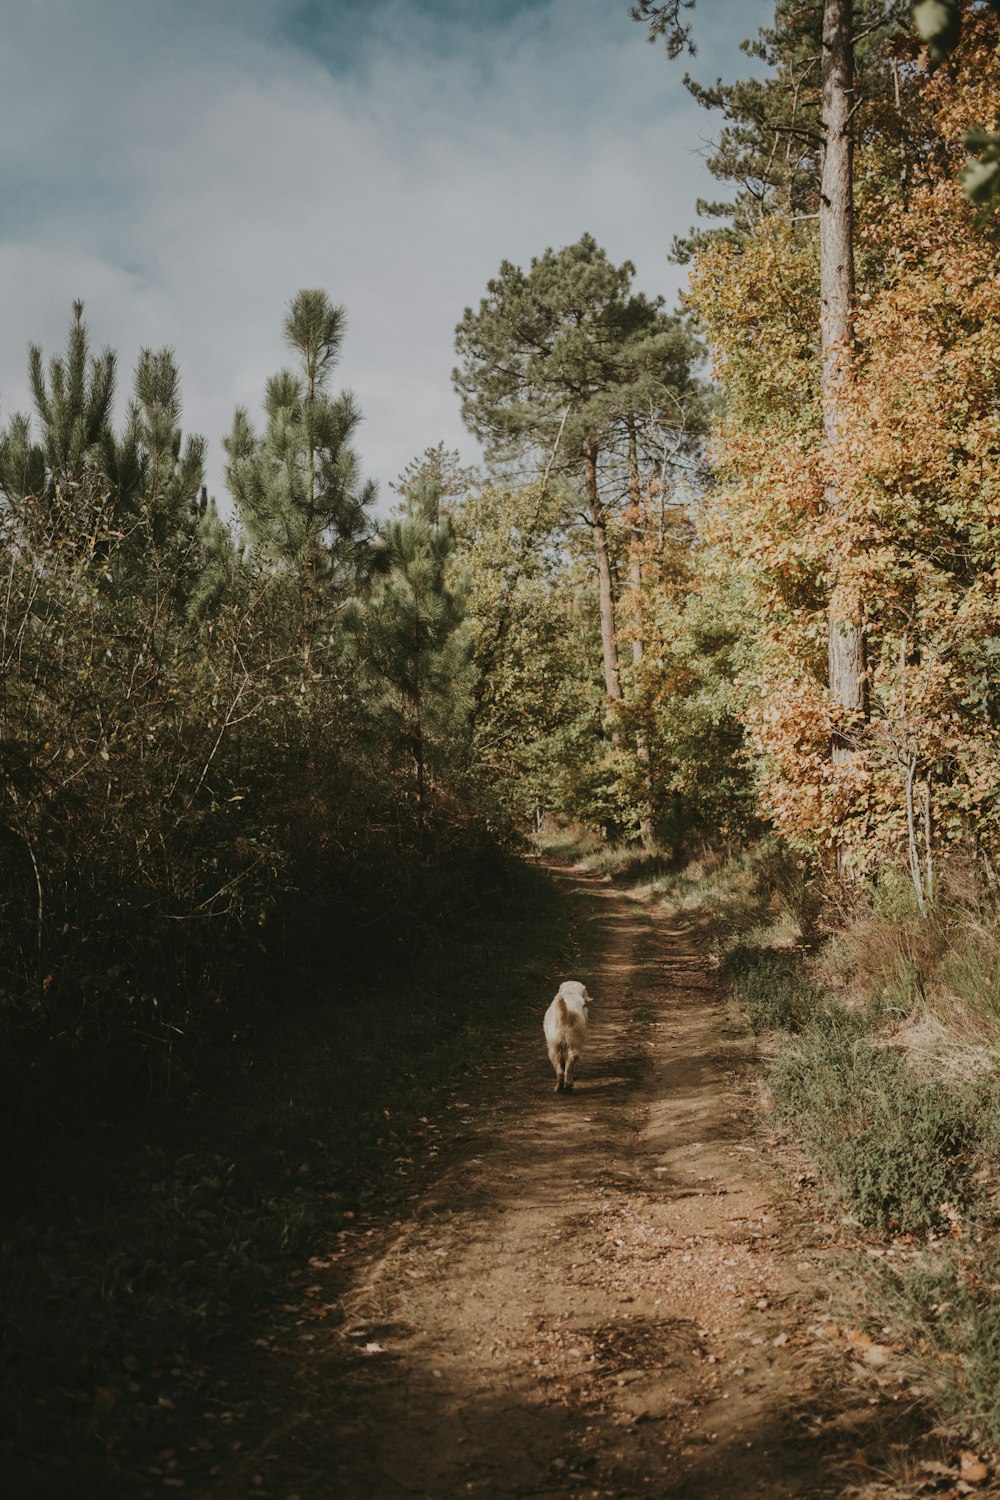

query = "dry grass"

[{"left": 824, "top": 867, "right": 1000, "bottom": 1052}]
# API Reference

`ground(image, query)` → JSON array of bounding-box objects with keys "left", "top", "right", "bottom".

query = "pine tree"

[
  {"left": 638, "top": 1, "right": 919, "bottom": 868},
  {"left": 346, "top": 455, "right": 474, "bottom": 830},
  {"left": 0, "top": 301, "right": 116, "bottom": 538},
  {"left": 632, "top": 2, "right": 909, "bottom": 262},
  {"left": 123, "top": 349, "right": 207, "bottom": 547},
  {"left": 224, "top": 290, "right": 375, "bottom": 659},
  {"left": 454, "top": 233, "right": 703, "bottom": 709},
  {"left": 0, "top": 305, "right": 226, "bottom": 618},
  {"left": 819, "top": 0, "right": 867, "bottom": 874}
]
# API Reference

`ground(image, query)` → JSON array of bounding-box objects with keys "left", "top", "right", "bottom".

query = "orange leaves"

[{"left": 685, "top": 37, "right": 1000, "bottom": 867}]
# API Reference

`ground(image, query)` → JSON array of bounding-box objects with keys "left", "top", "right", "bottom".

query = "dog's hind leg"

[
  {"left": 563, "top": 1049, "right": 577, "bottom": 1092},
  {"left": 548, "top": 1040, "right": 565, "bottom": 1091}
]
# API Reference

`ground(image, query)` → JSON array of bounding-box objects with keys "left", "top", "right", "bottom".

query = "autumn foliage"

[{"left": 686, "top": 15, "right": 1000, "bottom": 882}]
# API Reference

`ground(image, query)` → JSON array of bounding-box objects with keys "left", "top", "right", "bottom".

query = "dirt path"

[{"left": 169, "top": 867, "right": 916, "bottom": 1499}]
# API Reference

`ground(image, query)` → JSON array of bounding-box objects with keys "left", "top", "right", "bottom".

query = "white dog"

[{"left": 543, "top": 980, "right": 592, "bottom": 1093}]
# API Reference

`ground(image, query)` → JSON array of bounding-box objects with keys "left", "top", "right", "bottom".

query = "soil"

[{"left": 126, "top": 866, "right": 981, "bottom": 1500}]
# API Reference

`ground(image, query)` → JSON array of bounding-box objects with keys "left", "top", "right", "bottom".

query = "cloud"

[{"left": 0, "top": 0, "right": 771, "bottom": 513}]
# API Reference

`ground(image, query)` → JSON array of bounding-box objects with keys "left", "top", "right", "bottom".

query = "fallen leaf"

[
  {"left": 83, "top": 1387, "right": 118, "bottom": 1436},
  {"left": 958, "top": 1451, "right": 990, "bottom": 1485},
  {"left": 364, "top": 1342, "right": 385, "bottom": 1355}
]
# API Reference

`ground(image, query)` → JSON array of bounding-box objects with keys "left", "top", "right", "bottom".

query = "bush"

[{"left": 772, "top": 1019, "right": 979, "bottom": 1234}]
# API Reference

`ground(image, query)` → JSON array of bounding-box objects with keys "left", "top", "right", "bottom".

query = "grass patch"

[
  {"left": 648, "top": 837, "right": 815, "bottom": 955},
  {"left": 875, "top": 1241, "right": 1000, "bottom": 1445},
  {"left": 820, "top": 865, "right": 1000, "bottom": 1045},
  {"left": 572, "top": 842, "right": 681, "bottom": 885},
  {"left": 0, "top": 856, "right": 574, "bottom": 1496},
  {"left": 721, "top": 944, "right": 816, "bottom": 1033},
  {"left": 939, "top": 925, "right": 1000, "bottom": 1038},
  {"left": 533, "top": 821, "right": 604, "bottom": 865}
]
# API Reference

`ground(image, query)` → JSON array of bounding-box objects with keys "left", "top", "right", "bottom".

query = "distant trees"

[
  {"left": 454, "top": 234, "right": 707, "bottom": 842},
  {"left": 454, "top": 478, "right": 610, "bottom": 829},
  {"left": 455, "top": 233, "right": 704, "bottom": 708}
]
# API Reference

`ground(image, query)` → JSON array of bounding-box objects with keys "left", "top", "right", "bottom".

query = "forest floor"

[{"left": 117, "top": 863, "right": 992, "bottom": 1500}]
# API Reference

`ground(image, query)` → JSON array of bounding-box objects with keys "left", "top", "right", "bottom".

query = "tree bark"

[
  {"left": 820, "top": 0, "right": 866, "bottom": 846},
  {"left": 584, "top": 444, "right": 623, "bottom": 703},
  {"left": 626, "top": 421, "right": 645, "bottom": 676},
  {"left": 627, "top": 422, "right": 655, "bottom": 849}
]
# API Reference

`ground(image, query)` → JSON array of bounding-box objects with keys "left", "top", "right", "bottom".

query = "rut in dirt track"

[{"left": 210, "top": 865, "right": 897, "bottom": 1500}]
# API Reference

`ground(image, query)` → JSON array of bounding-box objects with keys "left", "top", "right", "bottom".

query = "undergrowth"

[
  {"left": 874, "top": 1243, "right": 1000, "bottom": 1446},
  {"left": 721, "top": 945, "right": 816, "bottom": 1033},
  {"left": 0, "top": 856, "right": 574, "bottom": 1497},
  {"left": 770, "top": 1020, "right": 985, "bottom": 1235}
]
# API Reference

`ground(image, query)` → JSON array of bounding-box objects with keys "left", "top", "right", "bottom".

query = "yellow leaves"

[
  {"left": 689, "top": 218, "right": 821, "bottom": 431},
  {"left": 681, "top": 35, "right": 1000, "bottom": 866}
]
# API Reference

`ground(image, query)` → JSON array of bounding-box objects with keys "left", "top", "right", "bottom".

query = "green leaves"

[
  {"left": 911, "top": 0, "right": 963, "bottom": 61},
  {"left": 960, "top": 152, "right": 1000, "bottom": 205},
  {"left": 912, "top": 0, "right": 1000, "bottom": 61},
  {"left": 961, "top": 125, "right": 1000, "bottom": 208},
  {"left": 224, "top": 289, "right": 374, "bottom": 599}
]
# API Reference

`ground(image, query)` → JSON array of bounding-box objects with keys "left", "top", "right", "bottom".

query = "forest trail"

[{"left": 176, "top": 867, "right": 901, "bottom": 1500}]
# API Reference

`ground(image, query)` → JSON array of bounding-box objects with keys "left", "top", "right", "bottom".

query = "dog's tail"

[{"left": 555, "top": 994, "right": 569, "bottom": 1022}]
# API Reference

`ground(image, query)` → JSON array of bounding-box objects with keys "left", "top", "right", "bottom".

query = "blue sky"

[{"left": 0, "top": 0, "right": 772, "bottom": 509}]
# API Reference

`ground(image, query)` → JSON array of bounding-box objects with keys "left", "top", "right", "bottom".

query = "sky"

[{"left": 0, "top": 0, "right": 773, "bottom": 512}]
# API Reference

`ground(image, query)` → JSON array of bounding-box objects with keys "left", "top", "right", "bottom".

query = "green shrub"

[
  {"left": 772, "top": 1020, "right": 977, "bottom": 1234},
  {"left": 723, "top": 944, "right": 815, "bottom": 1032}
]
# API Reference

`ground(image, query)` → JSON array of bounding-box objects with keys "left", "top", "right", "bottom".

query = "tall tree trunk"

[
  {"left": 627, "top": 422, "right": 655, "bottom": 850},
  {"left": 584, "top": 444, "right": 622, "bottom": 703},
  {"left": 412, "top": 707, "right": 426, "bottom": 839},
  {"left": 626, "top": 421, "right": 645, "bottom": 676},
  {"left": 821, "top": 0, "right": 866, "bottom": 864}
]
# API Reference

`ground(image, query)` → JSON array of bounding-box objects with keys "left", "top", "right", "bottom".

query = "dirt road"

[{"left": 184, "top": 867, "right": 918, "bottom": 1499}]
